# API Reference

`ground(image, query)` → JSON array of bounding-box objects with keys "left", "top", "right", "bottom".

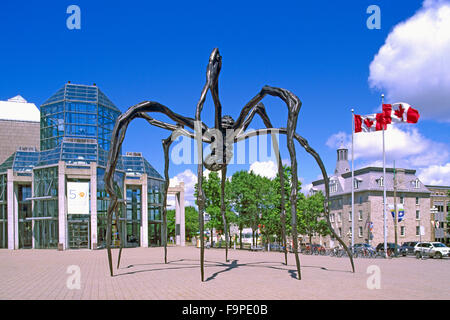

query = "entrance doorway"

[
  {"left": 68, "top": 215, "right": 90, "bottom": 249},
  {"left": 148, "top": 222, "right": 161, "bottom": 246}
]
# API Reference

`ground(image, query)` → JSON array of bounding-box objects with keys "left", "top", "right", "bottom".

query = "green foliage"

[
  {"left": 191, "top": 165, "right": 330, "bottom": 245},
  {"left": 195, "top": 172, "right": 236, "bottom": 235},
  {"left": 167, "top": 206, "right": 199, "bottom": 240},
  {"left": 297, "top": 191, "right": 331, "bottom": 242}
]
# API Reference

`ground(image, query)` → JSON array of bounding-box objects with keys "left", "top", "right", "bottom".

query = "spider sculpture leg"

[
  {"left": 235, "top": 102, "right": 288, "bottom": 265},
  {"left": 162, "top": 136, "right": 173, "bottom": 264},
  {"left": 105, "top": 103, "right": 208, "bottom": 277},
  {"left": 235, "top": 128, "right": 355, "bottom": 273},
  {"left": 115, "top": 199, "right": 123, "bottom": 269},
  {"left": 194, "top": 49, "right": 223, "bottom": 281},
  {"left": 220, "top": 166, "right": 229, "bottom": 262},
  {"left": 234, "top": 86, "right": 303, "bottom": 279},
  {"left": 293, "top": 133, "right": 355, "bottom": 273}
]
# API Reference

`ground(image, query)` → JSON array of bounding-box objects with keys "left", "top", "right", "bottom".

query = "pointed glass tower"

[{"left": 40, "top": 83, "right": 120, "bottom": 152}]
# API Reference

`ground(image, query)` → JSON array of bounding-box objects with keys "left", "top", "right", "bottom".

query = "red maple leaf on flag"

[
  {"left": 394, "top": 104, "right": 405, "bottom": 119},
  {"left": 364, "top": 118, "right": 374, "bottom": 128}
]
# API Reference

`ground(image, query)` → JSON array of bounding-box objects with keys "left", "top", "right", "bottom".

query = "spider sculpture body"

[{"left": 104, "top": 48, "right": 355, "bottom": 281}]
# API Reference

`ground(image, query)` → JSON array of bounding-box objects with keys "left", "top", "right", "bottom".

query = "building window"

[
  {"left": 337, "top": 212, "right": 342, "bottom": 222},
  {"left": 416, "top": 226, "right": 420, "bottom": 236},
  {"left": 330, "top": 213, "right": 335, "bottom": 222},
  {"left": 348, "top": 211, "right": 352, "bottom": 222},
  {"left": 413, "top": 179, "right": 420, "bottom": 189},
  {"left": 330, "top": 181, "right": 337, "bottom": 193},
  {"left": 436, "top": 205, "right": 444, "bottom": 212},
  {"left": 377, "top": 177, "right": 384, "bottom": 187},
  {"left": 416, "top": 197, "right": 419, "bottom": 205},
  {"left": 359, "top": 226, "right": 363, "bottom": 237},
  {"left": 400, "top": 226, "right": 405, "bottom": 236},
  {"left": 338, "top": 227, "right": 342, "bottom": 237},
  {"left": 354, "top": 179, "right": 361, "bottom": 190},
  {"left": 359, "top": 196, "right": 363, "bottom": 204},
  {"left": 358, "top": 210, "right": 363, "bottom": 221},
  {"left": 400, "top": 196, "right": 404, "bottom": 204},
  {"left": 416, "top": 210, "right": 420, "bottom": 220}
]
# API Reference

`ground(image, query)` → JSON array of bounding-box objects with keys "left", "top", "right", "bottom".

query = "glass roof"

[
  {"left": 0, "top": 151, "right": 39, "bottom": 174},
  {"left": 0, "top": 145, "right": 162, "bottom": 180},
  {"left": 41, "top": 83, "right": 120, "bottom": 112},
  {"left": 122, "top": 155, "right": 163, "bottom": 180}
]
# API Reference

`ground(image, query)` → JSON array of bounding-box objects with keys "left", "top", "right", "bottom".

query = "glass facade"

[
  {"left": 0, "top": 83, "right": 167, "bottom": 250},
  {"left": 18, "top": 185, "right": 32, "bottom": 249},
  {"left": 32, "top": 167, "right": 59, "bottom": 249},
  {"left": 148, "top": 177, "right": 164, "bottom": 246},
  {"left": 125, "top": 186, "right": 141, "bottom": 247},
  {"left": 97, "top": 167, "right": 125, "bottom": 249}
]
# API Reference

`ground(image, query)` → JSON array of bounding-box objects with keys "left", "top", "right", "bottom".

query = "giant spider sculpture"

[{"left": 104, "top": 48, "right": 355, "bottom": 281}]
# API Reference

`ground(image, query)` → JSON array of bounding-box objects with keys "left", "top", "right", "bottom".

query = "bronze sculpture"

[{"left": 104, "top": 48, "right": 355, "bottom": 281}]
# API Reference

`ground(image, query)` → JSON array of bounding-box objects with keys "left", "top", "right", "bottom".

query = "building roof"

[
  {"left": 0, "top": 150, "right": 39, "bottom": 175},
  {"left": 0, "top": 95, "right": 40, "bottom": 122},
  {"left": 312, "top": 147, "right": 431, "bottom": 196},
  {"left": 41, "top": 83, "right": 120, "bottom": 112}
]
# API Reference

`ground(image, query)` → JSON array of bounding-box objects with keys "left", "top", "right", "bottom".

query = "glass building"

[{"left": 0, "top": 83, "right": 166, "bottom": 250}]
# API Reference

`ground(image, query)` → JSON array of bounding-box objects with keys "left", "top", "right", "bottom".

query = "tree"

[
  {"left": 298, "top": 191, "right": 331, "bottom": 244},
  {"left": 229, "top": 170, "right": 261, "bottom": 248},
  {"left": 195, "top": 171, "right": 236, "bottom": 247},
  {"left": 167, "top": 206, "right": 199, "bottom": 242}
]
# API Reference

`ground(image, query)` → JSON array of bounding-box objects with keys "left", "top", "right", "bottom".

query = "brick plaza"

[{"left": 0, "top": 246, "right": 448, "bottom": 300}]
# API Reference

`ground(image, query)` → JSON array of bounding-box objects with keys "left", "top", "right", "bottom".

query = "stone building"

[
  {"left": 0, "top": 95, "right": 40, "bottom": 164},
  {"left": 426, "top": 185, "right": 450, "bottom": 244},
  {"left": 310, "top": 146, "right": 432, "bottom": 248}
]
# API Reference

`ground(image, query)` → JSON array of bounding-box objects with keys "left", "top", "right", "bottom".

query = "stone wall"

[{"left": 0, "top": 119, "right": 40, "bottom": 164}]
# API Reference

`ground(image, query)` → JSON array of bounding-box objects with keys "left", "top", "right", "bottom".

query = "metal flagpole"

[
  {"left": 351, "top": 109, "right": 355, "bottom": 251},
  {"left": 382, "top": 93, "right": 388, "bottom": 258}
]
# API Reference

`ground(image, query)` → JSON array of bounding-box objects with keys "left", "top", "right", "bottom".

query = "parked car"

[
  {"left": 399, "top": 241, "right": 418, "bottom": 256},
  {"left": 375, "top": 242, "right": 401, "bottom": 256},
  {"left": 352, "top": 243, "right": 376, "bottom": 253},
  {"left": 414, "top": 242, "right": 450, "bottom": 259}
]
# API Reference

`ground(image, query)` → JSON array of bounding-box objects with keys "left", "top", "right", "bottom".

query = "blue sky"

[{"left": 1, "top": 0, "right": 449, "bottom": 203}]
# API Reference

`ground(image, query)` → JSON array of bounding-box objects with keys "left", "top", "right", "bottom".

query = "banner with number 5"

[{"left": 67, "top": 182, "right": 90, "bottom": 214}]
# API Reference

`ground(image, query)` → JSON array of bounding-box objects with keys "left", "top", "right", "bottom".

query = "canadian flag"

[
  {"left": 382, "top": 103, "right": 420, "bottom": 124},
  {"left": 354, "top": 113, "right": 386, "bottom": 132}
]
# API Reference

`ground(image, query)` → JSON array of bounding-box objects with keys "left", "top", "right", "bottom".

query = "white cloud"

[
  {"left": 169, "top": 169, "right": 198, "bottom": 208},
  {"left": 417, "top": 163, "right": 450, "bottom": 185},
  {"left": 249, "top": 160, "right": 278, "bottom": 179},
  {"left": 326, "top": 125, "right": 448, "bottom": 167},
  {"left": 368, "top": 0, "right": 450, "bottom": 121},
  {"left": 326, "top": 125, "right": 450, "bottom": 185}
]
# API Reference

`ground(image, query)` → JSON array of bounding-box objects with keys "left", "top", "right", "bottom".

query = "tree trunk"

[{"left": 239, "top": 226, "right": 243, "bottom": 249}]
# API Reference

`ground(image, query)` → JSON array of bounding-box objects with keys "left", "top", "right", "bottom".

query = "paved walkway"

[{"left": 0, "top": 246, "right": 448, "bottom": 299}]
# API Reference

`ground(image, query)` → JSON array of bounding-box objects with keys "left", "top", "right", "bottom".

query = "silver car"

[{"left": 414, "top": 242, "right": 450, "bottom": 259}]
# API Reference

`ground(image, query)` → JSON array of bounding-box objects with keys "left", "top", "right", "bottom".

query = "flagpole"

[
  {"left": 382, "top": 93, "right": 388, "bottom": 258},
  {"left": 351, "top": 109, "right": 355, "bottom": 251}
]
